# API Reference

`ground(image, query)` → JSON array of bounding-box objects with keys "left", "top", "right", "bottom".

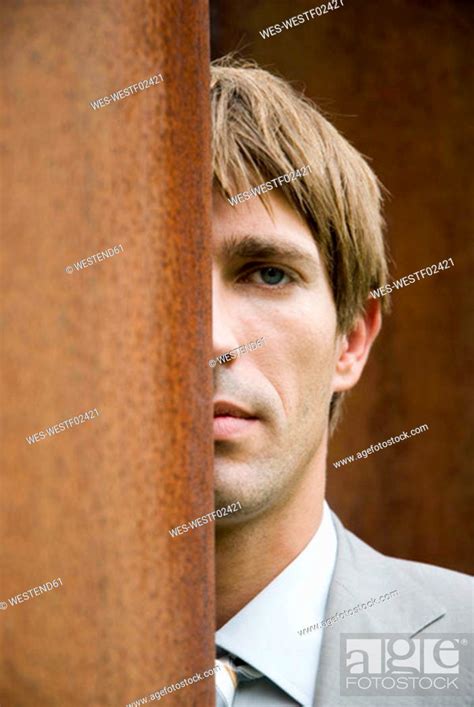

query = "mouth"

[{"left": 213, "top": 400, "right": 259, "bottom": 439}]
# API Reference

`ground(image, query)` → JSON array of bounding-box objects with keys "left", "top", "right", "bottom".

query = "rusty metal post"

[{"left": 0, "top": 1, "right": 214, "bottom": 705}]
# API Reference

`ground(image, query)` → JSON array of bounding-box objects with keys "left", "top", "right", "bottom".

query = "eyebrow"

[{"left": 218, "top": 234, "right": 319, "bottom": 265}]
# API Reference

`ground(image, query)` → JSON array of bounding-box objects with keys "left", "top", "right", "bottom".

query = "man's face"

[{"left": 212, "top": 189, "right": 340, "bottom": 520}]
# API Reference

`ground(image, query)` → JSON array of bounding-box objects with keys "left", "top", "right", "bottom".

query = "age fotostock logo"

[{"left": 340, "top": 634, "right": 472, "bottom": 697}]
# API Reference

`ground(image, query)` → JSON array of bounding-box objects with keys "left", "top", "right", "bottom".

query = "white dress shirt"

[{"left": 215, "top": 501, "right": 338, "bottom": 706}]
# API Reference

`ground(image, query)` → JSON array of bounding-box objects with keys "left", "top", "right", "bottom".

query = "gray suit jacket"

[{"left": 313, "top": 512, "right": 473, "bottom": 706}]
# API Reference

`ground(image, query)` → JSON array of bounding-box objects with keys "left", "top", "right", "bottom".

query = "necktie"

[{"left": 215, "top": 653, "right": 263, "bottom": 707}]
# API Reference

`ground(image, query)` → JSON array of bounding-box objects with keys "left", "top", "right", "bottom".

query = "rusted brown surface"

[{"left": 0, "top": 1, "right": 214, "bottom": 705}]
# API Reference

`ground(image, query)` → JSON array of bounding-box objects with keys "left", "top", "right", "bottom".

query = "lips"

[
  {"left": 213, "top": 400, "right": 259, "bottom": 439},
  {"left": 213, "top": 401, "right": 256, "bottom": 419}
]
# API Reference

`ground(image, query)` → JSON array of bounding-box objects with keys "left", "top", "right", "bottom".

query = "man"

[{"left": 210, "top": 57, "right": 472, "bottom": 707}]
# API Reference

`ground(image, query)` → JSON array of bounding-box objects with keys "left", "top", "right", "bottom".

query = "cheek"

[
  {"left": 280, "top": 296, "right": 338, "bottom": 372},
  {"left": 296, "top": 332, "right": 337, "bottom": 419},
  {"left": 259, "top": 308, "right": 338, "bottom": 419}
]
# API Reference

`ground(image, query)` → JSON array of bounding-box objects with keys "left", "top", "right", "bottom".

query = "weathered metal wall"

[{"left": 0, "top": 1, "right": 214, "bottom": 705}]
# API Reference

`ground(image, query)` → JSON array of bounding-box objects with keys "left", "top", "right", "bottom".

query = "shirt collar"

[{"left": 216, "top": 500, "right": 337, "bottom": 707}]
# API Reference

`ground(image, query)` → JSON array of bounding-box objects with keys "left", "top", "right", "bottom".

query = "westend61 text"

[
  {"left": 209, "top": 337, "right": 266, "bottom": 368},
  {"left": 65, "top": 244, "right": 123, "bottom": 274},
  {"left": 4, "top": 578, "right": 63, "bottom": 609}
]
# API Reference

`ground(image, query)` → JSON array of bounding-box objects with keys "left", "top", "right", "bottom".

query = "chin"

[
  {"left": 217, "top": 450, "right": 286, "bottom": 501},
  {"left": 214, "top": 482, "right": 274, "bottom": 519},
  {"left": 214, "top": 487, "right": 241, "bottom": 510}
]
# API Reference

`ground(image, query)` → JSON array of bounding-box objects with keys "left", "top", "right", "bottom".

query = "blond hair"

[{"left": 211, "top": 56, "right": 390, "bottom": 427}]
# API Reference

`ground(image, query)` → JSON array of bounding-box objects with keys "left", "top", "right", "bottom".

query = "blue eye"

[
  {"left": 239, "top": 265, "right": 295, "bottom": 288},
  {"left": 260, "top": 267, "right": 286, "bottom": 285},
  {"left": 248, "top": 266, "right": 291, "bottom": 286}
]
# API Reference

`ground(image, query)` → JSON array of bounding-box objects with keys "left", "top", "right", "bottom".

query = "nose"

[{"left": 212, "top": 270, "right": 241, "bottom": 357}]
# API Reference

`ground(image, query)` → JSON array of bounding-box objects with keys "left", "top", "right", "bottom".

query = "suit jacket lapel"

[{"left": 313, "top": 512, "right": 446, "bottom": 706}]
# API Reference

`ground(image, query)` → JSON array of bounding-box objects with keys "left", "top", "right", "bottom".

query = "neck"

[{"left": 215, "top": 450, "right": 327, "bottom": 629}]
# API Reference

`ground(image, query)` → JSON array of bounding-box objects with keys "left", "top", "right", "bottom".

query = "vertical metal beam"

[{"left": 0, "top": 1, "right": 214, "bottom": 705}]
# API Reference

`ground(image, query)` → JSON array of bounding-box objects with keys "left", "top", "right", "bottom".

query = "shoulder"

[
  {"left": 379, "top": 548, "right": 473, "bottom": 609},
  {"left": 331, "top": 511, "right": 473, "bottom": 624},
  {"left": 351, "top": 521, "right": 470, "bottom": 583}
]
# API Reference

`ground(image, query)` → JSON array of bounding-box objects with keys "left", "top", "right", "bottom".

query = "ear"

[{"left": 332, "top": 298, "right": 382, "bottom": 393}]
